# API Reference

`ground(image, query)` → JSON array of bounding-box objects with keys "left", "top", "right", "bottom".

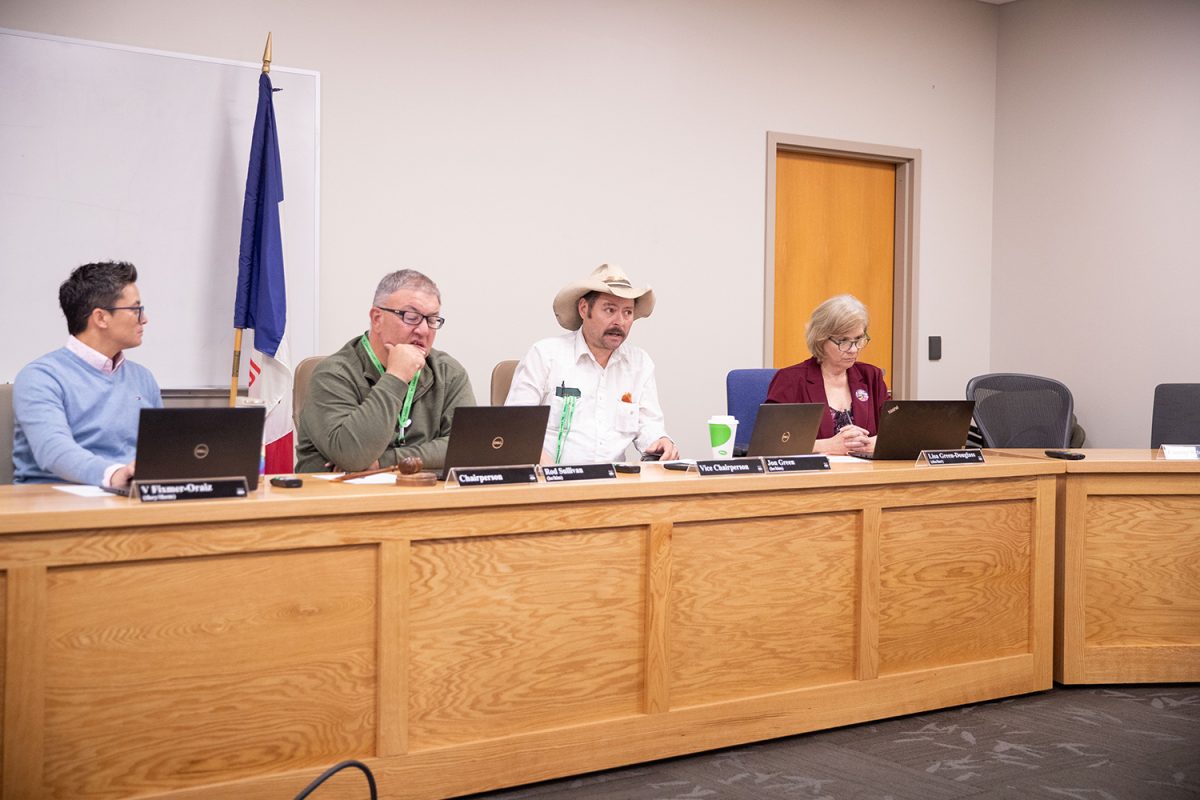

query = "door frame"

[{"left": 764, "top": 133, "right": 921, "bottom": 399}]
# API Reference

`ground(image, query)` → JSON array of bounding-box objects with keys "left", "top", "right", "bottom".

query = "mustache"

[{"left": 604, "top": 327, "right": 625, "bottom": 337}]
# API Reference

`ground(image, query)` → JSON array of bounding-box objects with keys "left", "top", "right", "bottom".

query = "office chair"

[
  {"left": 1, "top": 383, "right": 13, "bottom": 483},
  {"left": 292, "top": 356, "right": 326, "bottom": 427},
  {"left": 1150, "top": 383, "right": 1200, "bottom": 448},
  {"left": 725, "top": 368, "right": 778, "bottom": 454},
  {"left": 965, "top": 373, "right": 1074, "bottom": 448},
  {"left": 490, "top": 360, "right": 519, "bottom": 406}
]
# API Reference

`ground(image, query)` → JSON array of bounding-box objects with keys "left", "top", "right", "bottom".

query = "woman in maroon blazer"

[{"left": 766, "top": 294, "right": 889, "bottom": 456}]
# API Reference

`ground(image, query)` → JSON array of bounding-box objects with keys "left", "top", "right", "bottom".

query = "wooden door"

[{"left": 773, "top": 151, "right": 895, "bottom": 381}]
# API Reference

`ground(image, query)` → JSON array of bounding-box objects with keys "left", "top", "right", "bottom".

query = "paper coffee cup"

[{"left": 708, "top": 415, "right": 738, "bottom": 459}]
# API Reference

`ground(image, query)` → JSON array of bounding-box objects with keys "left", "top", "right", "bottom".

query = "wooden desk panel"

[
  {"left": 1047, "top": 450, "right": 1200, "bottom": 683},
  {"left": 0, "top": 458, "right": 1058, "bottom": 799}
]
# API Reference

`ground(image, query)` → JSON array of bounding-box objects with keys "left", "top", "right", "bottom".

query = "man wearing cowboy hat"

[{"left": 505, "top": 264, "right": 678, "bottom": 464}]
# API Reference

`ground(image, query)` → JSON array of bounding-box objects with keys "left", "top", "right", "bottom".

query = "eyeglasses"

[
  {"left": 828, "top": 335, "right": 870, "bottom": 353},
  {"left": 375, "top": 305, "right": 445, "bottom": 329},
  {"left": 103, "top": 304, "right": 147, "bottom": 322}
]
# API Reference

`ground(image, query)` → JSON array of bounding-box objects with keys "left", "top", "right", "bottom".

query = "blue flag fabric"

[{"left": 233, "top": 72, "right": 286, "bottom": 359}]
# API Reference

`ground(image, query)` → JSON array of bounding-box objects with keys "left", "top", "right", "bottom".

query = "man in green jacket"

[{"left": 295, "top": 269, "right": 475, "bottom": 472}]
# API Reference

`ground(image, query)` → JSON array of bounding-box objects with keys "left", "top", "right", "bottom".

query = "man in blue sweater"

[{"left": 12, "top": 261, "right": 162, "bottom": 487}]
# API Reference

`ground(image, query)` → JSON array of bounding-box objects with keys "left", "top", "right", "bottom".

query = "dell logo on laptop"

[
  {"left": 193, "top": 443, "right": 210, "bottom": 459},
  {"left": 491, "top": 436, "right": 505, "bottom": 449},
  {"left": 781, "top": 431, "right": 791, "bottom": 443}
]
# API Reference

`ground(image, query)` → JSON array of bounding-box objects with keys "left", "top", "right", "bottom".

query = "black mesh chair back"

[
  {"left": 1150, "top": 383, "right": 1200, "bottom": 448},
  {"left": 965, "top": 373, "right": 1074, "bottom": 448}
]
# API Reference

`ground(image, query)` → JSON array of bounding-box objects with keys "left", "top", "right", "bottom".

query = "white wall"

[
  {"left": 0, "top": 0, "right": 1002, "bottom": 457},
  {"left": 992, "top": 0, "right": 1200, "bottom": 447}
]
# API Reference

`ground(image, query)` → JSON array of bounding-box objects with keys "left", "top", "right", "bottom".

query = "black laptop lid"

[
  {"left": 747, "top": 403, "right": 824, "bottom": 457},
  {"left": 869, "top": 400, "right": 976, "bottom": 460},
  {"left": 442, "top": 405, "right": 550, "bottom": 474},
  {"left": 134, "top": 407, "right": 266, "bottom": 489}
]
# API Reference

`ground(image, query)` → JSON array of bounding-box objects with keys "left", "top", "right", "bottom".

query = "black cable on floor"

[{"left": 293, "top": 759, "right": 378, "bottom": 800}]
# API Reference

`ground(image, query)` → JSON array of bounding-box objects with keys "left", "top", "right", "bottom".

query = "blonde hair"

[{"left": 805, "top": 294, "right": 870, "bottom": 360}]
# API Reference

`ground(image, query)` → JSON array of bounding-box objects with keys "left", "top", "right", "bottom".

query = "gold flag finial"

[{"left": 262, "top": 32, "right": 272, "bottom": 74}]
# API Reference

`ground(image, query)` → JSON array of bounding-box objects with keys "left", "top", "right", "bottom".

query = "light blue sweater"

[{"left": 13, "top": 347, "right": 162, "bottom": 485}]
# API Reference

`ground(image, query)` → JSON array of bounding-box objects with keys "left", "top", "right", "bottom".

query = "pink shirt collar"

[{"left": 66, "top": 336, "right": 125, "bottom": 375}]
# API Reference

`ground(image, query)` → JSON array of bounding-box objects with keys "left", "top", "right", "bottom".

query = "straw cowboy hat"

[{"left": 552, "top": 264, "right": 656, "bottom": 330}]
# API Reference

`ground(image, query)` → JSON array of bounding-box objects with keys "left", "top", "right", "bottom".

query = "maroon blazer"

[{"left": 765, "top": 357, "right": 890, "bottom": 439}]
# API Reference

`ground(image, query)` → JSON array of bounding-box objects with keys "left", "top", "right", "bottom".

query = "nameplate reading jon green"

[{"left": 765, "top": 455, "right": 831, "bottom": 473}]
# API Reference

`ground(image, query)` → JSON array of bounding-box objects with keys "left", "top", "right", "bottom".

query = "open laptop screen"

[
  {"left": 746, "top": 403, "right": 824, "bottom": 457},
  {"left": 133, "top": 407, "right": 266, "bottom": 489},
  {"left": 442, "top": 405, "right": 550, "bottom": 476},
  {"left": 854, "top": 400, "right": 975, "bottom": 460}
]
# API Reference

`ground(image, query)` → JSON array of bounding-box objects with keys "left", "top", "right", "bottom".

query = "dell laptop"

[
  {"left": 852, "top": 400, "right": 976, "bottom": 460},
  {"left": 746, "top": 403, "right": 824, "bottom": 457},
  {"left": 112, "top": 407, "right": 266, "bottom": 492},
  {"left": 441, "top": 405, "right": 550, "bottom": 477}
]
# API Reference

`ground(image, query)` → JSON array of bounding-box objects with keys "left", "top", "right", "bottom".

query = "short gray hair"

[
  {"left": 805, "top": 294, "right": 870, "bottom": 360},
  {"left": 373, "top": 269, "right": 440, "bottom": 305}
]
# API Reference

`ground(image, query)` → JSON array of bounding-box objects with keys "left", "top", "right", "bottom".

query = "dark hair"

[
  {"left": 58, "top": 261, "right": 139, "bottom": 336},
  {"left": 580, "top": 290, "right": 600, "bottom": 314}
]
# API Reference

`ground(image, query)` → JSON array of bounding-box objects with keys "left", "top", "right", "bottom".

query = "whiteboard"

[{"left": 0, "top": 28, "right": 319, "bottom": 386}]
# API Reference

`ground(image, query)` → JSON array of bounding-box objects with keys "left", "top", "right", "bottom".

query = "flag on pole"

[{"left": 234, "top": 71, "right": 293, "bottom": 474}]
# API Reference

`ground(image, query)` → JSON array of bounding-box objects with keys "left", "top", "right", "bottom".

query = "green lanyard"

[
  {"left": 553, "top": 383, "right": 581, "bottom": 464},
  {"left": 360, "top": 334, "right": 421, "bottom": 444},
  {"left": 553, "top": 395, "right": 578, "bottom": 464}
]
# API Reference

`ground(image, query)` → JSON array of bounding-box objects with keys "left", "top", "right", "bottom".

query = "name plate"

[
  {"left": 134, "top": 477, "right": 249, "bottom": 502},
  {"left": 919, "top": 449, "right": 985, "bottom": 466},
  {"left": 764, "top": 454, "right": 831, "bottom": 473},
  {"left": 695, "top": 457, "right": 765, "bottom": 476},
  {"left": 450, "top": 465, "right": 539, "bottom": 487},
  {"left": 542, "top": 463, "right": 617, "bottom": 482},
  {"left": 1161, "top": 445, "right": 1200, "bottom": 460}
]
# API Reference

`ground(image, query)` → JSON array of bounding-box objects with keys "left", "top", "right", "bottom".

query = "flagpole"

[{"left": 229, "top": 33, "right": 273, "bottom": 408}]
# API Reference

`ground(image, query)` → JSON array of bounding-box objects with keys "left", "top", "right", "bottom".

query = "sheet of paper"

[
  {"left": 53, "top": 485, "right": 111, "bottom": 498},
  {"left": 347, "top": 473, "right": 399, "bottom": 485}
]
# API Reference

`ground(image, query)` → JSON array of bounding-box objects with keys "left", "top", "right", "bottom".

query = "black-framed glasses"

[
  {"left": 828, "top": 335, "right": 870, "bottom": 353},
  {"left": 375, "top": 305, "right": 445, "bottom": 329},
  {"left": 103, "top": 304, "right": 147, "bottom": 322}
]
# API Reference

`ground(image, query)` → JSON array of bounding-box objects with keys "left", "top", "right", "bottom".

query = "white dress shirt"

[{"left": 505, "top": 329, "right": 670, "bottom": 464}]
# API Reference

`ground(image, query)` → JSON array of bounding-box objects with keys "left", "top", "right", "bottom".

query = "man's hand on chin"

[{"left": 384, "top": 342, "right": 427, "bottom": 382}]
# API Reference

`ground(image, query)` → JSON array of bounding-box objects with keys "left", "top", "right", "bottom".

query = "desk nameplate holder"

[
  {"left": 695, "top": 457, "right": 766, "bottom": 476},
  {"left": 132, "top": 476, "right": 249, "bottom": 502},
  {"left": 1160, "top": 445, "right": 1200, "bottom": 460},
  {"left": 764, "top": 454, "right": 831, "bottom": 473},
  {"left": 918, "top": 449, "right": 985, "bottom": 466},
  {"left": 447, "top": 465, "right": 539, "bottom": 488},
  {"left": 541, "top": 464, "right": 617, "bottom": 482}
]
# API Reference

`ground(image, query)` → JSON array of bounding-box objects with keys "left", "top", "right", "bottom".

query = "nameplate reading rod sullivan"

[{"left": 542, "top": 464, "right": 617, "bottom": 482}]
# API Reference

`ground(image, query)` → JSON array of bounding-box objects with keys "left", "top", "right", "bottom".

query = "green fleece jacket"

[{"left": 295, "top": 336, "right": 475, "bottom": 472}]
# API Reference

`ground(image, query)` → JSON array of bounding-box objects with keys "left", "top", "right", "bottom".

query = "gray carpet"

[{"left": 463, "top": 685, "right": 1200, "bottom": 800}]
